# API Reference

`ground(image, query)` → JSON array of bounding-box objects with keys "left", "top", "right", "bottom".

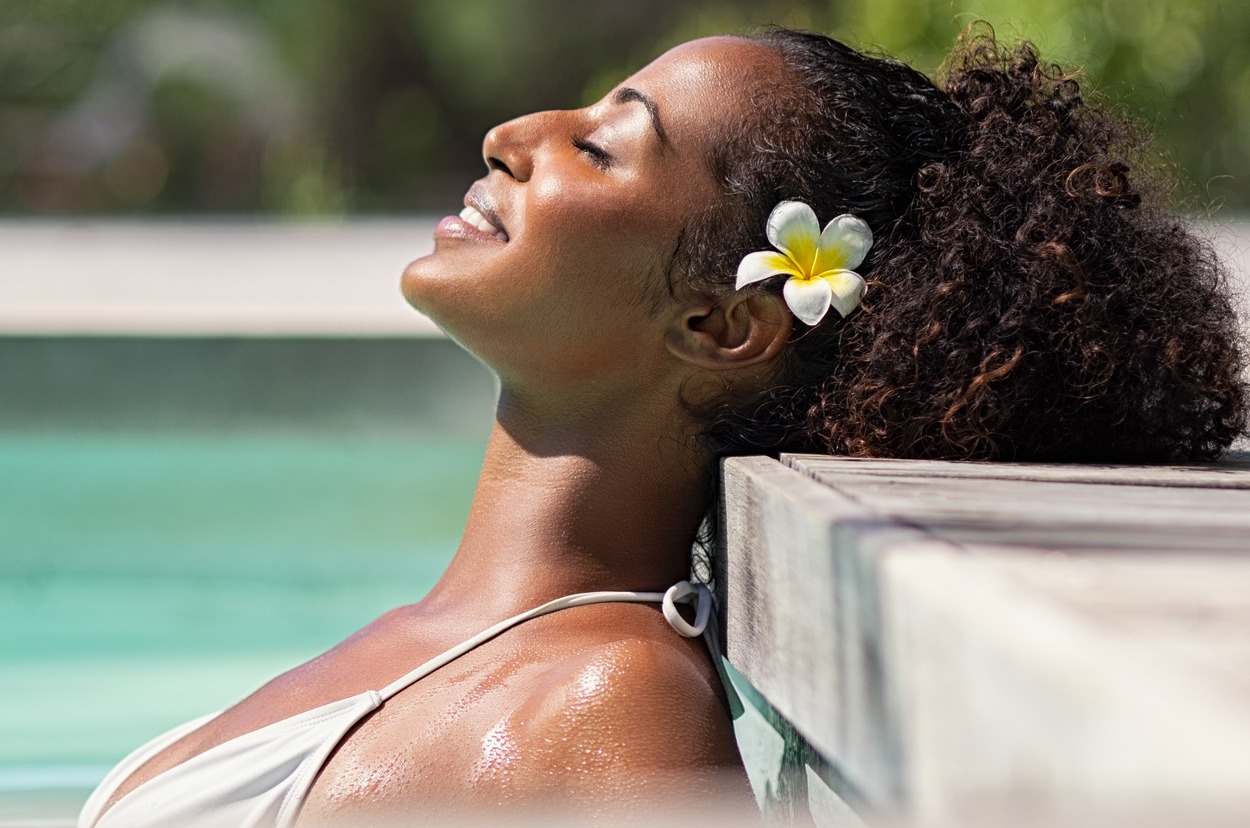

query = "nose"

[{"left": 482, "top": 110, "right": 557, "bottom": 183}]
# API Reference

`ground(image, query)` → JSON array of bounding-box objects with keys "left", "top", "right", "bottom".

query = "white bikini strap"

[
  {"left": 377, "top": 581, "right": 712, "bottom": 701},
  {"left": 662, "top": 580, "right": 712, "bottom": 637}
]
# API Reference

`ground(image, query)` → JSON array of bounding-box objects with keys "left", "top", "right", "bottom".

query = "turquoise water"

[{"left": 0, "top": 432, "right": 485, "bottom": 798}]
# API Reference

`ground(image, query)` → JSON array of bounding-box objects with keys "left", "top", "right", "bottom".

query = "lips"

[
  {"left": 432, "top": 182, "right": 511, "bottom": 246},
  {"left": 458, "top": 204, "right": 508, "bottom": 241}
]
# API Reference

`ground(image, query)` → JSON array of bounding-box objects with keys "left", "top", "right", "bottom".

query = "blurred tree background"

[{"left": 2, "top": 0, "right": 1248, "bottom": 216}]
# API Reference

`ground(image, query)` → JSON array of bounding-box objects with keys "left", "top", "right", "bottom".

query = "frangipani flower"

[{"left": 735, "top": 201, "right": 873, "bottom": 326}]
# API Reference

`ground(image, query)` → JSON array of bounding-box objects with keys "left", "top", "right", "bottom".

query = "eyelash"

[{"left": 572, "top": 136, "right": 613, "bottom": 170}]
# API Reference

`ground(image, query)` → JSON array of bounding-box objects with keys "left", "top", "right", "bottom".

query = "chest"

[
  {"left": 98, "top": 618, "right": 541, "bottom": 817},
  {"left": 93, "top": 601, "right": 683, "bottom": 825}
]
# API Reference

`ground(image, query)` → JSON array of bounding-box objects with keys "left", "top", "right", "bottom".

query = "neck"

[{"left": 422, "top": 387, "right": 711, "bottom": 618}]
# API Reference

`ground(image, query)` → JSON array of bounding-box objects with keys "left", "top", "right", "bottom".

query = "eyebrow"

[{"left": 614, "top": 86, "right": 669, "bottom": 149}]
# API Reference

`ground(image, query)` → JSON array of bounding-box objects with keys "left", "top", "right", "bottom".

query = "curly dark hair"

[{"left": 675, "top": 26, "right": 1246, "bottom": 463}]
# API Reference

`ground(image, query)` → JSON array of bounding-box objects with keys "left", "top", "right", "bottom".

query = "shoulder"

[
  {"left": 538, "top": 631, "right": 724, "bottom": 721},
  {"left": 517, "top": 601, "right": 735, "bottom": 734},
  {"left": 302, "top": 610, "right": 753, "bottom": 822},
  {"left": 484, "top": 630, "right": 748, "bottom": 805}
]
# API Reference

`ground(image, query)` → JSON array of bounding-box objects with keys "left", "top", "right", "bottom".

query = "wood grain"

[{"left": 718, "top": 454, "right": 1250, "bottom": 825}]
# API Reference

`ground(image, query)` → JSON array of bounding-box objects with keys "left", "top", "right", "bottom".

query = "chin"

[
  {"left": 400, "top": 253, "right": 454, "bottom": 319},
  {"left": 399, "top": 258, "right": 429, "bottom": 312},
  {"left": 400, "top": 243, "right": 492, "bottom": 317}
]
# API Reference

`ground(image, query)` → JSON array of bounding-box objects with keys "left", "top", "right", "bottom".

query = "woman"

[{"left": 79, "top": 26, "right": 1245, "bottom": 827}]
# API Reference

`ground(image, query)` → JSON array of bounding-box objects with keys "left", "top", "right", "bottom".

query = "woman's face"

[{"left": 402, "top": 37, "right": 782, "bottom": 399}]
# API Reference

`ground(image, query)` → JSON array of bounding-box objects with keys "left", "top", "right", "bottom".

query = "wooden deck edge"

[
  {"left": 718, "top": 456, "right": 926, "bottom": 810},
  {"left": 718, "top": 455, "right": 1250, "bottom": 825}
]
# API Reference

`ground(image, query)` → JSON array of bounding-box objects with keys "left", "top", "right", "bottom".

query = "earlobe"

[{"left": 666, "top": 293, "right": 792, "bottom": 371}]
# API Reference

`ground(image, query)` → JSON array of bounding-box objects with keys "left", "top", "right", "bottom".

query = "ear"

[{"left": 665, "top": 292, "right": 792, "bottom": 371}]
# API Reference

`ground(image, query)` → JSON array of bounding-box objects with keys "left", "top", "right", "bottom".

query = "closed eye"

[{"left": 572, "top": 136, "right": 613, "bottom": 171}]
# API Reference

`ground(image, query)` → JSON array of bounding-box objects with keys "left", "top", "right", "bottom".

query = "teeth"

[{"left": 458, "top": 205, "right": 508, "bottom": 241}]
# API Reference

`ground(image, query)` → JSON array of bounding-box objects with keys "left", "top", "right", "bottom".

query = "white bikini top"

[{"left": 79, "top": 581, "right": 740, "bottom": 828}]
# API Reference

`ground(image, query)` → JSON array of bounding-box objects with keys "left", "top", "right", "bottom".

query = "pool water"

[{"left": 0, "top": 432, "right": 486, "bottom": 813}]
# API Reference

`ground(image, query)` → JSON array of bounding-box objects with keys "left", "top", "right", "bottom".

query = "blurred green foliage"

[{"left": 2, "top": 0, "right": 1248, "bottom": 215}]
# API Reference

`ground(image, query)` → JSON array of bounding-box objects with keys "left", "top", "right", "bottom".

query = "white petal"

[
  {"left": 822, "top": 270, "right": 866, "bottom": 318},
  {"left": 782, "top": 277, "right": 833, "bottom": 326},
  {"left": 766, "top": 201, "right": 821, "bottom": 274},
  {"left": 814, "top": 214, "right": 873, "bottom": 275},
  {"left": 736, "top": 250, "right": 804, "bottom": 289}
]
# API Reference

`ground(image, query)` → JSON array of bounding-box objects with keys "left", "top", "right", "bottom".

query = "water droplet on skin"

[{"left": 471, "top": 716, "right": 519, "bottom": 782}]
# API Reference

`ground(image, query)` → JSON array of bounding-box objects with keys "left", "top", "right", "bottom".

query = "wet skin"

[{"left": 98, "top": 36, "right": 794, "bottom": 822}]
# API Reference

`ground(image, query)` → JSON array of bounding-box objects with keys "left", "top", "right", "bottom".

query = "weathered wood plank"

[
  {"left": 719, "top": 454, "right": 1250, "bottom": 824},
  {"left": 788, "top": 452, "right": 1250, "bottom": 489},
  {"left": 881, "top": 541, "right": 1250, "bottom": 820},
  {"left": 971, "top": 550, "right": 1250, "bottom": 691},
  {"left": 719, "top": 456, "right": 923, "bottom": 811},
  {"left": 785, "top": 459, "right": 1250, "bottom": 552}
]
